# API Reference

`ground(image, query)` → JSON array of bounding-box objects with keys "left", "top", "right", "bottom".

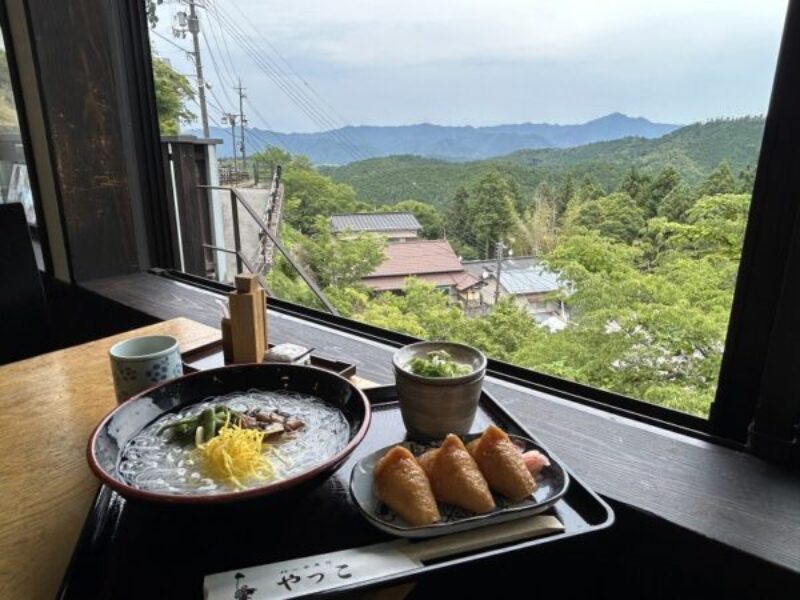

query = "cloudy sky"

[{"left": 152, "top": 0, "right": 788, "bottom": 132}]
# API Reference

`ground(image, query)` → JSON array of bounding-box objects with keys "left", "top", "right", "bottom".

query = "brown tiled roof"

[
  {"left": 364, "top": 272, "right": 479, "bottom": 292},
  {"left": 367, "top": 240, "right": 464, "bottom": 278},
  {"left": 453, "top": 271, "right": 481, "bottom": 291}
]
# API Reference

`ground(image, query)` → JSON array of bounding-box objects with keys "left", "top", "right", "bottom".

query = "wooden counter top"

[{"left": 0, "top": 318, "right": 221, "bottom": 600}]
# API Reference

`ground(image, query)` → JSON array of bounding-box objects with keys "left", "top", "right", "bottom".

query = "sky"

[{"left": 151, "top": 0, "right": 789, "bottom": 133}]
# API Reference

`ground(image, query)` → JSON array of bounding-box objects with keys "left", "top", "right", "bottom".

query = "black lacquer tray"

[{"left": 58, "top": 386, "right": 614, "bottom": 600}]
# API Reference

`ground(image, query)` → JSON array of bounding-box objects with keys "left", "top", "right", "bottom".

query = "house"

[
  {"left": 361, "top": 239, "right": 479, "bottom": 298},
  {"left": 462, "top": 257, "right": 568, "bottom": 329},
  {"left": 330, "top": 212, "right": 422, "bottom": 242}
]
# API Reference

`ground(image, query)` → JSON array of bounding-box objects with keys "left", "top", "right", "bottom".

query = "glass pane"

[
  {"left": 0, "top": 30, "right": 35, "bottom": 227},
  {"left": 148, "top": 0, "right": 787, "bottom": 417}
]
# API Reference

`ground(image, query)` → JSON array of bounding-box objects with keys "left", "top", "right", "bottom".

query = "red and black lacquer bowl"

[{"left": 88, "top": 363, "right": 371, "bottom": 504}]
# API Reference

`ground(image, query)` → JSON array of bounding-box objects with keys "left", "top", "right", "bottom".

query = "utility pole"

[
  {"left": 493, "top": 241, "right": 506, "bottom": 306},
  {"left": 222, "top": 112, "right": 239, "bottom": 172},
  {"left": 173, "top": 0, "right": 209, "bottom": 138},
  {"left": 235, "top": 79, "right": 248, "bottom": 171}
]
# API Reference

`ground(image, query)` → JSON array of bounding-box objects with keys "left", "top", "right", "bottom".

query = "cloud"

[{"left": 152, "top": 0, "right": 788, "bottom": 131}]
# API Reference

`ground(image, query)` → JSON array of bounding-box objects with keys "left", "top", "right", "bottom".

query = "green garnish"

[{"left": 407, "top": 350, "right": 472, "bottom": 377}]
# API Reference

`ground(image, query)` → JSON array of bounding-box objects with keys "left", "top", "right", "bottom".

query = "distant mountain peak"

[{"left": 193, "top": 113, "right": 682, "bottom": 165}]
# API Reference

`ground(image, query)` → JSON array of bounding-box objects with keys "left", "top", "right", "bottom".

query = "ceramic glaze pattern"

[{"left": 110, "top": 347, "right": 183, "bottom": 403}]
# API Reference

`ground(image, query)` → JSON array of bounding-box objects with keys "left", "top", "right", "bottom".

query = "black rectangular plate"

[
  {"left": 58, "top": 386, "right": 613, "bottom": 600},
  {"left": 182, "top": 340, "right": 357, "bottom": 379}
]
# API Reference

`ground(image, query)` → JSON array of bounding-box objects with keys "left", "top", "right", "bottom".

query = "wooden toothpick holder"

[{"left": 226, "top": 274, "right": 268, "bottom": 364}]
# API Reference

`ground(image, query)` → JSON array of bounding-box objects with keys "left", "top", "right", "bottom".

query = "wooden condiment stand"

[{"left": 223, "top": 274, "right": 268, "bottom": 364}]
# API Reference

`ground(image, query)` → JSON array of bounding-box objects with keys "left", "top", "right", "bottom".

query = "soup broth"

[{"left": 118, "top": 389, "right": 349, "bottom": 495}]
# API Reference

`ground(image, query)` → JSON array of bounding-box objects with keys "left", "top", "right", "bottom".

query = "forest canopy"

[{"left": 253, "top": 134, "right": 755, "bottom": 417}]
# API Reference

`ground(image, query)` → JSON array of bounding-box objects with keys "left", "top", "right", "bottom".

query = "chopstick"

[{"left": 398, "top": 514, "right": 564, "bottom": 563}]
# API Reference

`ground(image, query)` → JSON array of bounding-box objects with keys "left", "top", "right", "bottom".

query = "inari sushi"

[
  {"left": 374, "top": 446, "right": 440, "bottom": 526},
  {"left": 418, "top": 434, "right": 495, "bottom": 514},
  {"left": 466, "top": 425, "right": 536, "bottom": 502}
]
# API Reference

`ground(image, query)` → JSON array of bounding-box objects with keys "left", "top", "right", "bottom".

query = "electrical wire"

[
  {"left": 207, "top": 6, "right": 367, "bottom": 162},
  {"left": 153, "top": 0, "right": 365, "bottom": 162},
  {"left": 150, "top": 28, "right": 193, "bottom": 57},
  {"left": 201, "top": 30, "right": 237, "bottom": 109},
  {"left": 205, "top": 0, "right": 239, "bottom": 81},
  {"left": 218, "top": 0, "right": 353, "bottom": 130}
]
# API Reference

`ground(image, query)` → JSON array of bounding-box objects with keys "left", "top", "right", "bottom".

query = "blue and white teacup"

[{"left": 109, "top": 335, "right": 183, "bottom": 403}]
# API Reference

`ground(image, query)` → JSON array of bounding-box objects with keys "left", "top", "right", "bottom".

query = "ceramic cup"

[
  {"left": 393, "top": 341, "right": 487, "bottom": 441},
  {"left": 109, "top": 335, "right": 183, "bottom": 403}
]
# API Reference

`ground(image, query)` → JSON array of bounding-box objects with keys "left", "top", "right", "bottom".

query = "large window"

[
  {"left": 146, "top": 1, "right": 788, "bottom": 421},
  {"left": 0, "top": 27, "right": 34, "bottom": 228}
]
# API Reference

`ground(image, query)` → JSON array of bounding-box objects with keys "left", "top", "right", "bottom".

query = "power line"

[
  {"left": 150, "top": 28, "right": 192, "bottom": 56},
  {"left": 201, "top": 30, "right": 237, "bottom": 108},
  {"left": 209, "top": 10, "right": 358, "bottom": 149},
  {"left": 245, "top": 98, "right": 287, "bottom": 150},
  {"left": 219, "top": 0, "right": 353, "bottom": 129},
  {"left": 205, "top": 0, "right": 239, "bottom": 81},
  {"left": 208, "top": 7, "right": 367, "bottom": 161}
]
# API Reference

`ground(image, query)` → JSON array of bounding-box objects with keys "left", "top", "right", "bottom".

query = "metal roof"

[
  {"left": 462, "top": 257, "right": 562, "bottom": 294},
  {"left": 498, "top": 266, "right": 561, "bottom": 295},
  {"left": 330, "top": 212, "right": 422, "bottom": 233},
  {"left": 462, "top": 256, "right": 539, "bottom": 279}
]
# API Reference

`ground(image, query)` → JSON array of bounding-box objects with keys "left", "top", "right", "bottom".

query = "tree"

[
  {"left": 386, "top": 200, "right": 444, "bottom": 239},
  {"left": 251, "top": 146, "right": 292, "bottom": 174},
  {"left": 446, "top": 187, "right": 471, "bottom": 241},
  {"left": 282, "top": 162, "right": 363, "bottom": 233},
  {"left": 146, "top": 1, "right": 159, "bottom": 28},
  {"left": 299, "top": 217, "right": 385, "bottom": 288},
  {"left": 469, "top": 172, "right": 519, "bottom": 258},
  {"left": 0, "top": 51, "right": 17, "bottom": 130},
  {"left": 512, "top": 183, "right": 558, "bottom": 257},
  {"left": 737, "top": 164, "right": 756, "bottom": 193},
  {"left": 656, "top": 184, "right": 697, "bottom": 223},
  {"left": 698, "top": 162, "right": 737, "bottom": 196},
  {"left": 641, "top": 166, "right": 680, "bottom": 218},
  {"left": 660, "top": 194, "right": 750, "bottom": 260},
  {"left": 573, "top": 192, "right": 645, "bottom": 244},
  {"left": 619, "top": 168, "right": 653, "bottom": 209},
  {"left": 152, "top": 55, "right": 195, "bottom": 135}
]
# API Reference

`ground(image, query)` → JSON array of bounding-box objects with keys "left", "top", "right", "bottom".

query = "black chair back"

[{"left": 0, "top": 202, "right": 49, "bottom": 363}]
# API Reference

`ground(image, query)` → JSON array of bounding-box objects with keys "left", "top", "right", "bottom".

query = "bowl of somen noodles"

[{"left": 87, "top": 363, "right": 371, "bottom": 504}]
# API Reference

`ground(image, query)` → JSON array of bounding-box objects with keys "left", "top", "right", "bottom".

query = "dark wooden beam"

[{"left": 22, "top": 0, "right": 146, "bottom": 281}]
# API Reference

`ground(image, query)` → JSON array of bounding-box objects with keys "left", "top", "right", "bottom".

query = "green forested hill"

[
  {"left": 321, "top": 117, "right": 765, "bottom": 207},
  {"left": 0, "top": 50, "right": 18, "bottom": 130}
]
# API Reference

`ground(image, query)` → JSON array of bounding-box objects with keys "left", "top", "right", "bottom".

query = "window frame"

[
  {"left": 0, "top": 0, "right": 52, "bottom": 274},
  {"left": 24, "top": 0, "right": 800, "bottom": 456},
  {"left": 149, "top": 0, "right": 800, "bottom": 452}
]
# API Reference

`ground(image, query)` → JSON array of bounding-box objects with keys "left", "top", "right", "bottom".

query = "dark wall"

[
  {"left": 41, "top": 275, "right": 157, "bottom": 352},
  {"left": 24, "top": 0, "right": 141, "bottom": 281}
]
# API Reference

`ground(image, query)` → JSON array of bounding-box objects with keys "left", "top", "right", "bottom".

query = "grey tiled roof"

[
  {"left": 462, "top": 257, "right": 562, "bottom": 295},
  {"left": 462, "top": 256, "right": 539, "bottom": 278},
  {"left": 330, "top": 212, "right": 422, "bottom": 233},
  {"left": 499, "top": 267, "right": 561, "bottom": 294}
]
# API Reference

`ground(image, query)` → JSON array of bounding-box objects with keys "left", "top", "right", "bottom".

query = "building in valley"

[
  {"left": 330, "top": 212, "right": 421, "bottom": 243},
  {"left": 361, "top": 239, "right": 479, "bottom": 298},
  {"left": 462, "top": 257, "right": 569, "bottom": 330}
]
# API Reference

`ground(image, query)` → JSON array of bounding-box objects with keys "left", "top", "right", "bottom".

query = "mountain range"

[
  {"left": 196, "top": 113, "right": 680, "bottom": 165},
  {"left": 319, "top": 117, "right": 765, "bottom": 207}
]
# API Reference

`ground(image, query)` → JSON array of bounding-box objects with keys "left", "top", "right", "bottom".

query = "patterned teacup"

[{"left": 109, "top": 335, "right": 183, "bottom": 403}]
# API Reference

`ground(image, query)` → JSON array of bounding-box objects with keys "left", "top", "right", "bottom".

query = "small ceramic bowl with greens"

[{"left": 392, "top": 341, "right": 487, "bottom": 440}]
